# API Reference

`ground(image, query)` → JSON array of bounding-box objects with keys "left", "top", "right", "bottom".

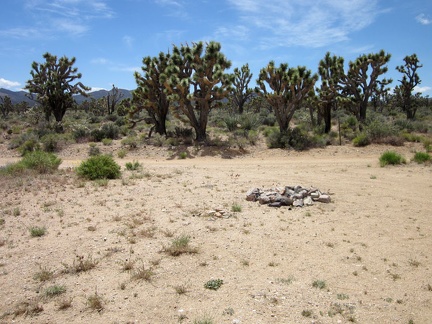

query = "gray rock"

[
  {"left": 246, "top": 188, "right": 261, "bottom": 201},
  {"left": 317, "top": 194, "right": 331, "bottom": 203},
  {"left": 293, "top": 199, "right": 304, "bottom": 207},
  {"left": 268, "top": 202, "right": 282, "bottom": 208},
  {"left": 279, "top": 196, "right": 293, "bottom": 206},
  {"left": 258, "top": 195, "right": 271, "bottom": 205},
  {"left": 303, "top": 196, "right": 313, "bottom": 206}
]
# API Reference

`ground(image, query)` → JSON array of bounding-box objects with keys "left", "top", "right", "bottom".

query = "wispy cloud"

[
  {"left": 416, "top": 13, "right": 432, "bottom": 25},
  {"left": 123, "top": 35, "right": 134, "bottom": 49},
  {"left": 2, "top": 0, "right": 114, "bottom": 39},
  {"left": 0, "top": 78, "right": 21, "bottom": 89},
  {"left": 227, "top": 0, "right": 380, "bottom": 48},
  {"left": 414, "top": 85, "right": 431, "bottom": 93},
  {"left": 153, "top": 0, "right": 188, "bottom": 19},
  {"left": 91, "top": 57, "right": 111, "bottom": 65}
]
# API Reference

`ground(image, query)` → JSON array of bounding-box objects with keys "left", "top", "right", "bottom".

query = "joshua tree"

[
  {"left": 164, "top": 41, "right": 233, "bottom": 142},
  {"left": 395, "top": 54, "right": 422, "bottom": 119},
  {"left": 25, "top": 52, "right": 90, "bottom": 132},
  {"left": 230, "top": 63, "right": 254, "bottom": 114},
  {"left": 0, "top": 95, "right": 13, "bottom": 118},
  {"left": 130, "top": 52, "right": 171, "bottom": 136},
  {"left": 339, "top": 50, "right": 392, "bottom": 124},
  {"left": 256, "top": 61, "right": 317, "bottom": 134},
  {"left": 317, "top": 52, "right": 345, "bottom": 133},
  {"left": 106, "top": 84, "right": 124, "bottom": 115}
]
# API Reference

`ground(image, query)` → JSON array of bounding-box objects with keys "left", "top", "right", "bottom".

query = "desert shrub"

[
  {"left": 262, "top": 113, "right": 276, "bottom": 126},
  {"left": 353, "top": 133, "right": 370, "bottom": 147},
  {"left": 88, "top": 143, "right": 101, "bottom": 156},
  {"left": 18, "top": 138, "right": 41, "bottom": 156},
  {"left": 366, "top": 120, "right": 398, "bottom": 141},
  {"left": 379, "top": 151, "right": 406, "bottom": 167},
  {"left": 8, "top": 132, "right": 39, "bottom": 151},
  {"left": 40, "top": 133, "right": 61, "bottom": 152},
  {"left": 102, "top": 138, "right": 112, "bottom": 146},
  {"left": 266, "top": 129, "right": 288, "bottom": 148},
  {"left": 91, "top": 123, "right": 119, "bottom": 142},
  {"left": 21, "top": 151, "right": 62, "bottom": 173},
  {"left": 413, "top": 152, "right": 430, "bottom": 164},
  {"left": 121, "top": 136, "right": 138, "bottom": 149},
  {"left": 125, "top": 161, "right": 142, "bottom": 171},
  {"left": 224, "top": 114, "right": 240, "bottom": 132},
  {"left": 423, "top": 139, "right": 432, "bottom": 152},
  {"left": 239, "top": 113, "right": 261, "bottom": 131},
  {"left": 394, "top": 119, "right": 415, "bottom": 132},
  {"left": 401, "top": 132, "right": 423, "bottom": 143},
  {"left": 287, "top": 127, "right": 315, "bottom": 151},
  {"left": 247, "top": 130, "right": 259, "bottom": 145},
  {"left": 72, "top": 126, "right": 90, "bottom": 142},
  {"left": 76, "top": 154, "right": 121, "bottom": 180}
]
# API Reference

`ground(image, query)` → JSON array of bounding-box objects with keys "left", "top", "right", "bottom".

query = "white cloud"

[
  {"left": 227, "top": 0, "right": 380, "bottom": 48},
  {"left": 4, "top": 0, "right": 114, "bottom": 39},
  {"left": 414, "top": 85, "right": 431, "bottom": 94},
  {"left": 91, "top": 58, "right": 110, "bottom": 65},
  {"left": 123, "top": 35, "right": 134, "bottom": 48},
  {"left": 416, "top": 14, "right": 432, "bottom": 25},
  {"left": 0, "top": 78, "right": 21, "bottom": 89}
]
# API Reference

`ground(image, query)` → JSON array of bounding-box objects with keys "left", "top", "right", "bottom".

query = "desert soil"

[{"left": 0, "top": 140, "right": 431, "bottom": 324}]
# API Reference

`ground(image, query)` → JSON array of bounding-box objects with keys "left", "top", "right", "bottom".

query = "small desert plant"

[
  {"left": 88, "top": 143, "right": 101, "bottom": 156},
  {"left": 44, "top": 285, "right": 66, "bottom": 297},
  {"left": 117, "top": 149, "right": 127, "bottom": 158},
  {"left": 13, "top": 300, "right": 44, "bottom": 317},
  {"left": 174, "top": 284, "right": 189, "bottom": 295},
  {"left": 379, "top": 151, "right": 406, "bottom": 167},
  {"left": 193, "top": 314, "right": 215, "bottom": 324},
  {"left": 231, "top": 203, "right": 242, "bottom": 212},
  {"left": 179, "top": 152, "right": 188, "bottom": 159},
  {"left": 40, "top": 133, "right": 61, "bottom": 152},
  {"left": 86, "top": 292, "right": 104, "bottom": 312},
  {"left": 352, "top": 133, "right": 370, "bottom": 147},
  {"left": 62, "top": 255, "right": 98, "bottom": 274},
  {"left": 33, "top": 265, "right": 54, "bottom": 282},
  {"left": 76, "top": 154, "right": 121, "bottom": 180},
  {"left": 163, "top": 235, "right": 198, "bottom": 256},
  {"left": 29, "top": 226, "right": 46, "bottom": 237},
  {"left": 413, "top": 152, "right": 430, "bottom": 164},
  {"left": 312, "top": 280, "right": 326, "bottom": 289},
  {"left": 204, "top": 279, "right": 223, "bottom": 290},
  {"left": 125, "top": 160, "right": 142, "bottom": 171},
  {"left": 301, "top": 310, "right": 313, "bottom": 317},
  {"left": 57, "top": 297, "right": 72, "bottom": 310},
  {"left": 101, "top": 138, "right": 113, "bottom": 146},
  {"left": 121, "top": 136, "right": 138, "bottom": 149},
  {"left": 131, "top": 264, "right": 155, "bottom": 281}
]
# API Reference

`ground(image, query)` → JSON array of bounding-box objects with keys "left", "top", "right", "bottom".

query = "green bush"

[
  {"left": 413, "top": 152, "right": 430, "bottom": 164},
  {"left": 40, "top": 133, "right": 61, "bottom": 152},
  {"left": 352, "top": 133, "right": 370, "bottom": 147},
  {"left": 121, "top": 136, "right": 138, "bottom": 149},
  {"left": 379, "top": 151, "right": 406, "bottom": 167},
  {"left": 76, "top": 154, "right": 121, "bottom": 180},
  {"left": 366, "top": 120, "right": 398, "bottom": 141},
  {"left": 21, "top": 151, "right": 62, "bottom": 173},
  {"left": 125, "top": 161, "right": 142, "bottom": 171},
  {"left": 18, "top": 138, "right": 41, "bottom": 156},
  {"left": 72, "top": 126, "right": 90, "bottom": 142},
  {"left": 91, "top": 123, "right": 119, "bottom": 142},
  {"left": 88, "top": 143, "right": 101, "bottom": 156}
]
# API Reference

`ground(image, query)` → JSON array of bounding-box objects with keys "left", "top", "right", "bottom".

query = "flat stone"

[
  {"left": 317, "top": 194, "right": 331, "bottom": 203},
  {"left": 304, "top": 196, "right": 313, "bottom": 206},
  {"left": 293, "top": 199, "right": 304, "bottom": 207}
]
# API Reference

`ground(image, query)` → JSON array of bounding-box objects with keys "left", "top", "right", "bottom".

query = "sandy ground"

[{"left": 0, "top": 140, "right": 431, "bottom": 324}]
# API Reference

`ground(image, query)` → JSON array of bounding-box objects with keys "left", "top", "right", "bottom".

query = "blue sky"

[{"left": 0, "top": 0, "right": 431, "bottom": 95}]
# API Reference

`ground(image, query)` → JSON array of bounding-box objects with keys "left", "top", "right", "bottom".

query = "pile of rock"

[{"left": 246, "top": 185, "right": 331, "bottom": 208}]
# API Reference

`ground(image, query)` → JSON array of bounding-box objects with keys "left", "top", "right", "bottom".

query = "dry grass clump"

[
  {"left": 163, "top": 235, "right": 198, "bottom": 256},
  {"left": 62, "top": 255, "right": 98, "bottom": 274}
]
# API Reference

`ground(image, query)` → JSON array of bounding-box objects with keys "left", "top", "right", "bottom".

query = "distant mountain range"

[{"left": 0, "top": 88, "right": 132, "bottom": 106}]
